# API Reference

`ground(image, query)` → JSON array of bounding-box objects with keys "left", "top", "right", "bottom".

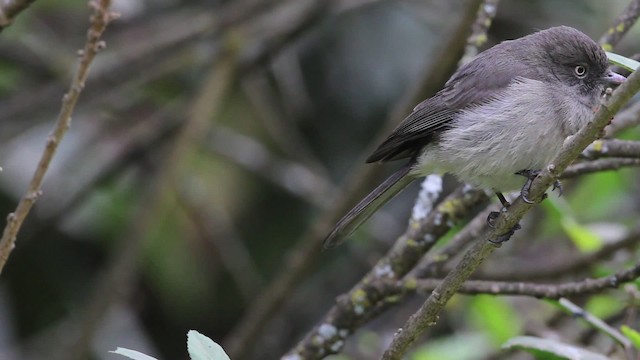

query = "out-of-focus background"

[{"left": 0, "top": 0, "right": 639, "bottom": 359}]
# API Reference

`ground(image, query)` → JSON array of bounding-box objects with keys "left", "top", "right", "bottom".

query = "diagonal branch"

[
  {"left": 599, "top": 0, "right": 640, "bottom": 51},
  {"left": 0, "top": 0, "right": 37, "bottom": 32},
  {"left": 0, "top": 0, "right": 116, "bottom": 276}
]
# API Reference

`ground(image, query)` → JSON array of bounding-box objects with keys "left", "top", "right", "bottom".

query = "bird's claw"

[
  {"left": 516, "top": 169, "right": 540, "bottom": 204},
  {"left": 516, "top": 169, "right": 562, "bottom": 203},
  {"left": 488, "top": 223, "right": 522, "bottom": 245},
  {"left": 552, "top": 180, "right": 563, "bottom": 197},
  {"left": 487, "top": 211, "right": 500, "bottom": 228}
]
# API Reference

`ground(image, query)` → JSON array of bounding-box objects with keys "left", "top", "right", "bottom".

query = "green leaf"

[
  {"left": 110, "top": 348, "right": 158, "bottom": 360},
  {"left": 585, "top": 295, "right": 623, "bottom": 319},
  {"left": 411, "top": 333, "right": 490, "bottom": 360},
  {"left": 620, "top": 325, "right": 640, "bottom": 350},
  {"left": 469, "top": 295, "right": 521, "bottom": 345},
  {"left": 560, "top": 218, "right": 602, "bottom": 252},
  {"left": 545, "top": 198, "right": 602, "bottom": 252},
  {"left": 606, "top": 52, "right": 640, "bottom": 72},
  {"left": 503, "top": 336, "right": 609, "bottom": 360},
  {"left": 187, "top": 330, "right": 231, "bottom": 360}
]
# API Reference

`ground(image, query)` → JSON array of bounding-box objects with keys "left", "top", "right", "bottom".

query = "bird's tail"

[{"left": 323, "top": 163, "right": 415, "bottom": 249}]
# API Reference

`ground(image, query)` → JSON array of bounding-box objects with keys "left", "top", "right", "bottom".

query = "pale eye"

[{"left": 574, "top": 65, "right": 587, "bottom": 78}]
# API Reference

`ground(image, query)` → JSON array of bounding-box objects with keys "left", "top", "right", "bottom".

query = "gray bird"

[{"left": 324, "top": 26, "right": 626, "bottom": 249}]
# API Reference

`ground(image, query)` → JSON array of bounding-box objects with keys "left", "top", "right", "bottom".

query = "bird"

[{"left": 323, "top": 26, "right": 626, "bottom": 249}]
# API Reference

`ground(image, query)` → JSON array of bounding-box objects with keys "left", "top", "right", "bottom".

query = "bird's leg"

[
  {"left": 487, "top": 192, "right": 521, "bottom": 244},
  {"left": 515, "top": 169, "right": 563, "bottom": 203},
  {"left": 515, "top": 169, "right": 539, "bottom": 203},
  {"left": 487, "top": 192, "right": 509, "bottom": 228}
]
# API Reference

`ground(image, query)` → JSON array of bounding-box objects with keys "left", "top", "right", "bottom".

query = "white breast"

[{"left": 413, "top": 79, "right": 597, "bottom": 191}]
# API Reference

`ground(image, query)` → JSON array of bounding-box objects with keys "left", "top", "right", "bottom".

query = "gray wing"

[{"left": 366, "top": 47, "right": 535, "bottom": 163}]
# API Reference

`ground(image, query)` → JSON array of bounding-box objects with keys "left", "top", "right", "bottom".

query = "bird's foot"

[
  {"left": 552, "top": 179, "right": 563, "bottom": 197},
  {"left": 515, "top": 169, "right": 563, "bottom": 203},
  {"left": 488, "top": 223, "right": 522, "bottom": 245},
  {"left": 487, "top": 211, "right": 501, "bottom": 228},
  {"left": 487, "top": 192, "right": 511, "bottom": 228},
  {"left": 515, "top": 169, "right": 540, "bottom": 204},
  {"left": 486, "top": 191, "right": 521, "bottom": 244}
]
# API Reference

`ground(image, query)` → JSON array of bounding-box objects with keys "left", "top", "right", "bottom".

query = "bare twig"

[
  {"left": 558, "top": 298, "right": 633, "bottom": 353},
  {"left": 0, "top": 0, "right": 37, "bottom": 32},
  {"left": 0, "top": 0, "right": 116, "bottom": 276},
  {"left": 605, "top": 99, "right": 640, "bottom": 137},
  {"left": 478, "top": 224, "right": 640, "bottom": 282},
  {"left": 583, "top": 139, "right": 640, "bottom": 158},
  {"left": 206, "top": 127, "right": 334, "bottom": 208},
  {"left": 562, "top": 158, "right": 640, "bottom": 178},
  {"left": 177, "top": 185, "right": 265, "bottom": 303},
  {"left": 413, "top": 264, "right": 640, "bottom": 298}
]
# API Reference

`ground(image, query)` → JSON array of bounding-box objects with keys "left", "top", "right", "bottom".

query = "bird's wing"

[{"left": 366, "top": 53, "right": 532, "bottom": 163}]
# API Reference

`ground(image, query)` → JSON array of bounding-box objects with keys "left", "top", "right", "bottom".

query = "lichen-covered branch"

[
  {"left": 583, "top": 139, "right": 640, "bottom": 158},
  {"left": 283, "top": 186, "right": 487, "bottom": 359},
  {"left": 458, "top": 0, "right": 500, "bottom": 66},
  {"left": 599, "top": 0, "right": 640, "bottom": 51}
]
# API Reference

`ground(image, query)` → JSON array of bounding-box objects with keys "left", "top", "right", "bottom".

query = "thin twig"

[
  {"left": 0, "top": 0, "right": 116, "bottom": 276},
  {"left": 206, "top": 127, "right": 334, "bottom": 208},
  {"left": 0, "top": 0, "right": 37, "bottom": 32},
  {"left": 583, "top": 139, "right": 640, "bottom": 158},
  {"left": 478, "top": 224, "right": 640, "bottom": 282},
  {"left": 558, "top": 298, "right": 633, "bottom": 353},
  {"left": 412, "top": 265, "right": 640, "bottom": 298},
  {"left": 562, "top": 158, "right": 640, "bottom": 178},
  {"left": 605, "top": 99, "right": 640, "bottom": 137}
]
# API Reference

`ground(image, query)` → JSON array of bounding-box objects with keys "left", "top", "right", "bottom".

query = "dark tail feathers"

[{"left": 323, "top": 163, "right": 415, "bottom": 249}]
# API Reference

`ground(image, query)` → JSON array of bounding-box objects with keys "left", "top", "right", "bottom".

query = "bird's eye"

[{"left": 574, "top": 65, "right": 587, "bottom": 78}]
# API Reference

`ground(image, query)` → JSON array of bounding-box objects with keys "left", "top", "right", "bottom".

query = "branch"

[
  {"left": 458, "top": 0, "right": 500, "bottom": 66},
  {"left": 412, "top": 264, "right": 640, "bottom": 298},
  {"left": 283, "top": 186, "right": 487, "bottom": 359},
  {"left": 605, "top": 97, "right": 640, "bottom": 137},
  {"left": 478, "top": 224, "right": 640, "bottom": 282},
  {"left": 583, "top": 139, "right": 640, "bottom": 158},
  {"left": 0, "top": 0, "right": 116, "bottom": 276},
  {"left": 599, "top": 0, "right": 640, "bottom": 51},
  {"left": 0, "top": 0, "right": 37, "bottom": 32},
  {"left": 561, "top": 158, "right": 640, "bottom": 178},
  {"left": 381, "top": 56, "right": 640, "bottom": 360}
]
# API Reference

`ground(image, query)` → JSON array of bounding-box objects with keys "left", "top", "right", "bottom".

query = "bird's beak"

[{"left": 604, "top": 70, "right": 626, "bottom": 85}]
